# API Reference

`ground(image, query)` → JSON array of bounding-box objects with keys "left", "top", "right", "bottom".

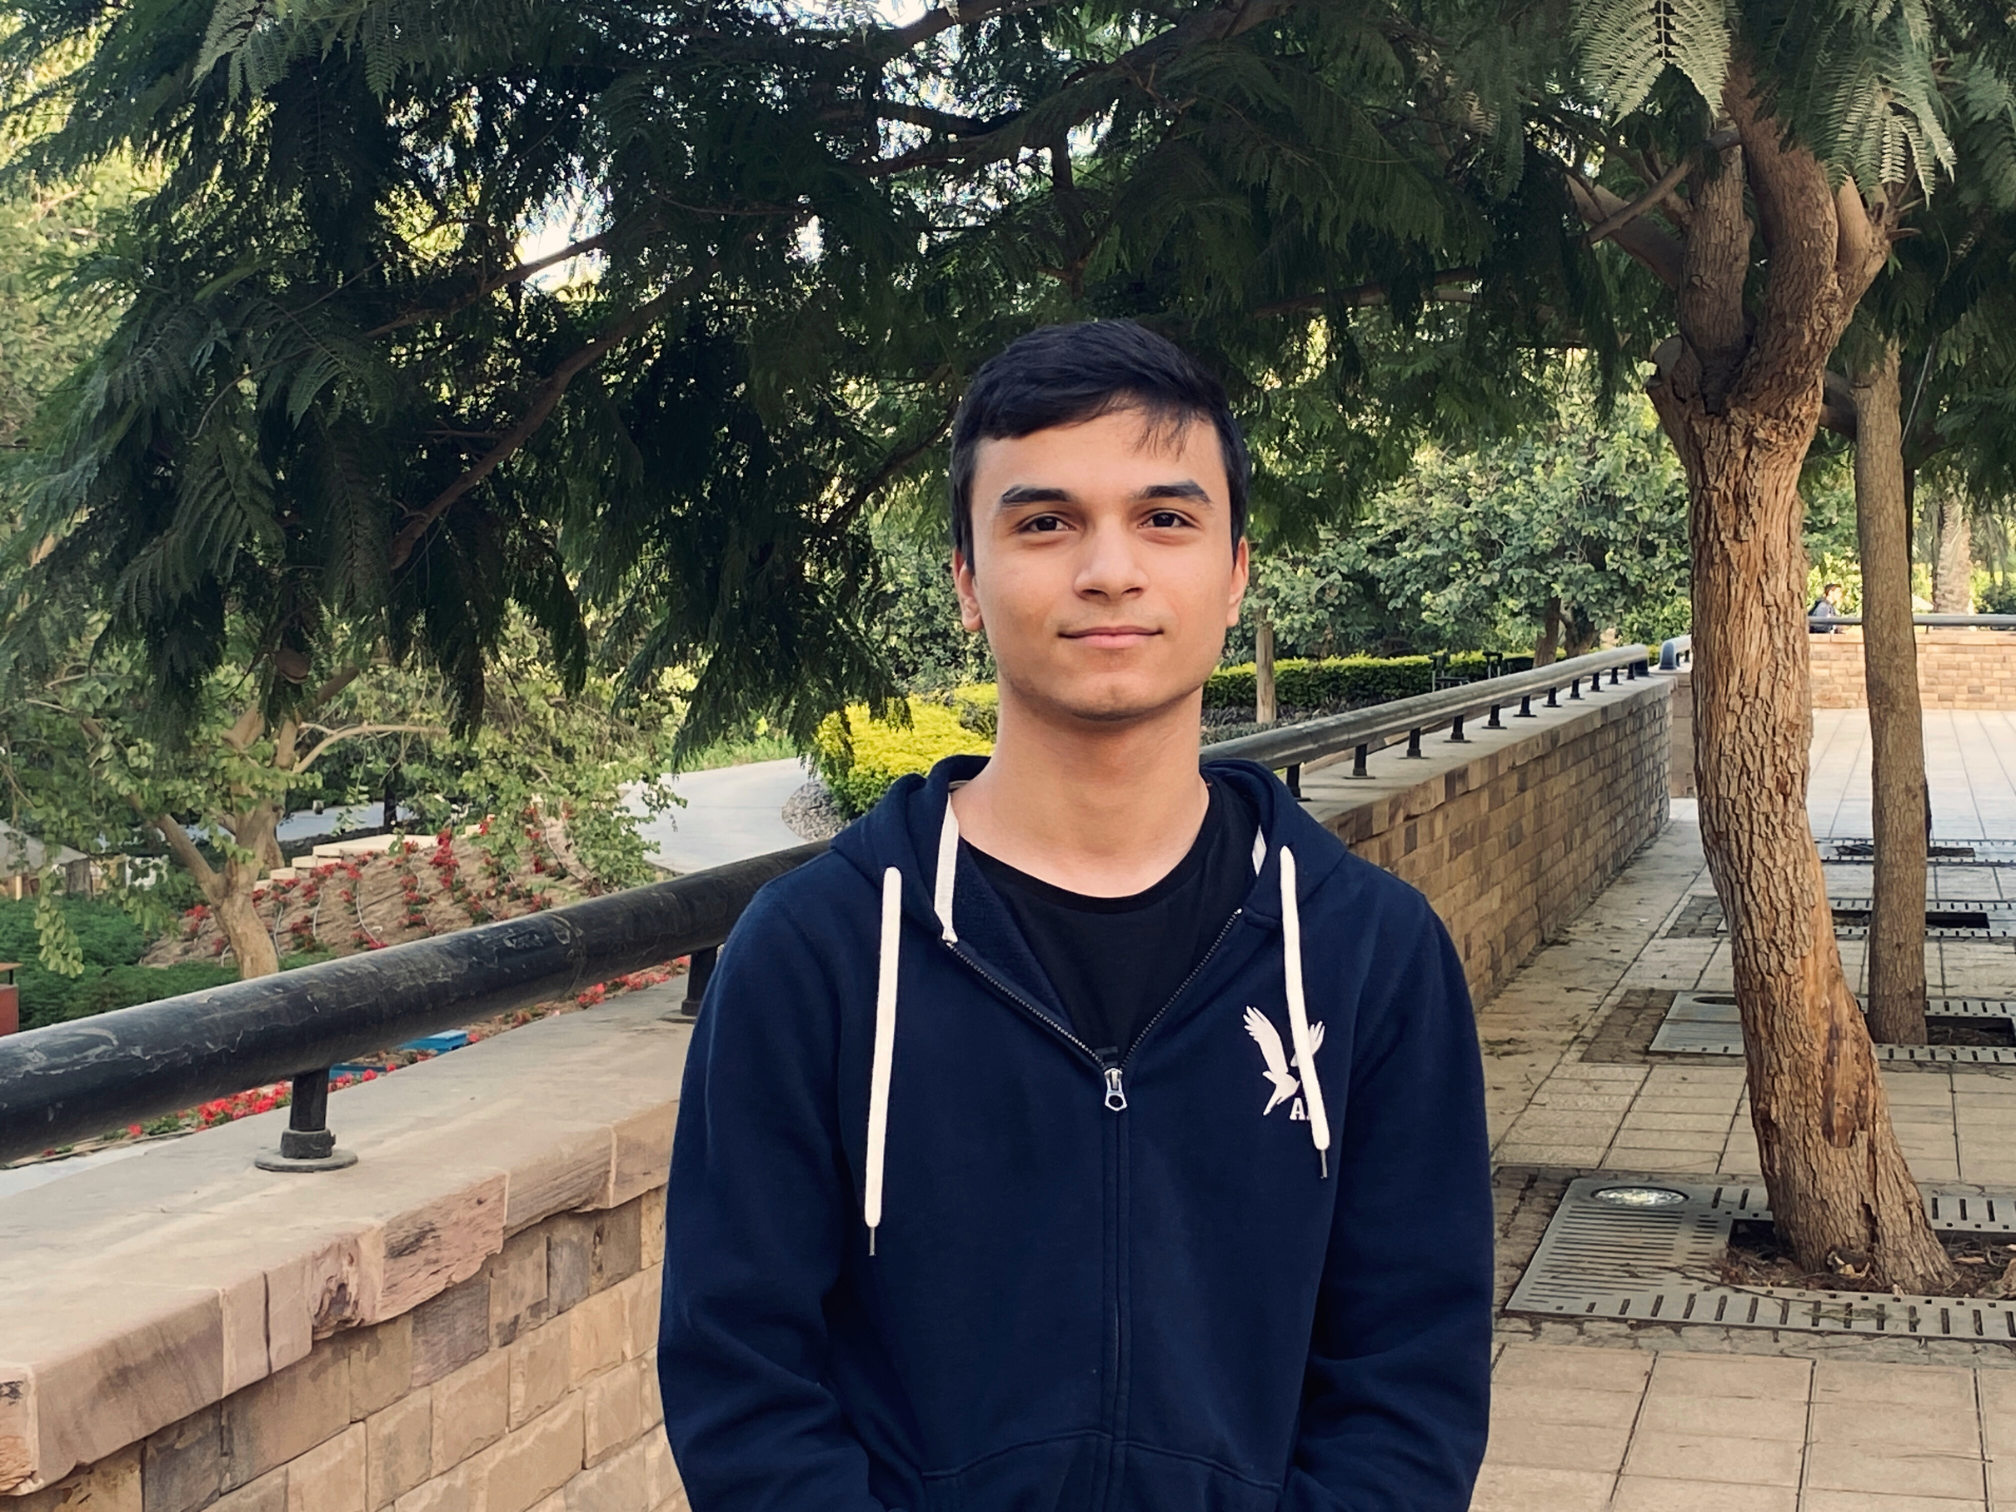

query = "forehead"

[{"left": 970, "top": 407, "right": 1227, "bottom": 491}]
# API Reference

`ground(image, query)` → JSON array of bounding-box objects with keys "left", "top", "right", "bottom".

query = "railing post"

[
  {"left": 679, "top": 946, "right": 718, "bottom": 1021},
  {"left": 1404, "top": 728, "right": 1424, "bottom": 758},
  {"left": 1285, "top": 763, "right": 1303, "bottom": 799},
  {"left": 1568, "top": 675, "right": 1583, "bottom": 700},
  {"left": 1485, "top": 703, "right": 1503, "bottom": 729},
  {"left": 254, "top": 1068, "right": 357, "bottom": 1172},
  {"left": 1610, "top": 666, "right": 1622, "bottom": 685},
  {"left": 1516, "top": 694, "right": 1535, "bottom": 718},
  {"left": 1545, "top": 685, "right": 1559, "bottom": 709},
  {"left": 1351, "top": 743, "right": 1369, "bottom": 777},
  {"left": 1448, "top": 714, "right": 1467, "bottom": 743}
]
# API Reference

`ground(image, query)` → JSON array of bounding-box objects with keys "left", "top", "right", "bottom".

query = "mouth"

[{"left": 1061, "top": 626, "right": 1161, "bottom": 648}]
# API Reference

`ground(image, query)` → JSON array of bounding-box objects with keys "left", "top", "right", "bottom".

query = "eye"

[
  {"left": 1018, "top": 514, "right": 1070, "bottom": 533},
  {"left": 1146, "top": 509, "right": 1193, "bottom": 529}
]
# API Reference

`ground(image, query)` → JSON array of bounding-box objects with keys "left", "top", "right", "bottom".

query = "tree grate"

[
  {"left": 1650, "top": 993, "right": 2016, "bottom": 1065},
  {"left": 1506, "top": 1176, "right": 2016, "bottom": 1339},
  {"left": 1663, "top": 895, "right": 2016, "bottom": 940},
  {"left": 1820, "top": 837, "right": 2016, "bottom": 866}
]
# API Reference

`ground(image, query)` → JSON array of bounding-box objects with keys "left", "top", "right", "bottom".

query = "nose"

[{"left": 1073, "top": 517, "right": 1148, "bottom": 601}]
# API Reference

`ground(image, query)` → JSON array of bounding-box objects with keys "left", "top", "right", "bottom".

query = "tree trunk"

[
  {"left": 1639, "top": 71, "right": 1954, "bottom": 1291},
  {"left": 215, "top": 881, "right": 281, "bottom": 978},
  {"left": 1255, "top": 613, "right": 1277, "bottom": 724},
  {"left": 1533, "top": 597, "right": 1562, "bottom": 666},
  {"left": 1933, "top": 492, "right": 1972, "bottom": 612},
  {"left": 1852, "top": 344, "right": 1929, "bottom": 1045}
]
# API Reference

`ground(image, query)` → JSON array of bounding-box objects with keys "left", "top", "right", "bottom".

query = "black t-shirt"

[{"left": 966, "top": 779, "right": 1258, "bottom": 1057}]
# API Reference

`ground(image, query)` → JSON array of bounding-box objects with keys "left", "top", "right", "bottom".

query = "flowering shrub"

[{"left": 814, "top": 697, "right": 992, "bottom": 818}]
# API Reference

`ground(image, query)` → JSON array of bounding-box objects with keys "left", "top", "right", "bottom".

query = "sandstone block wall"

[
  {"left": 1307, "top": 677, "right": 1671, "bottom": 1004},
  {"left": 5, "top": 680, "right": 1673, "bottom": 1509},
  {"left": 1809, "top": 628, "right": 2016, "bottom": 709}
]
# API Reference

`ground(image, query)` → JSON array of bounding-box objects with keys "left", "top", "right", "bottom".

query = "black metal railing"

[
  {"left": 1809, "top": 614, "right": 2016, "bottom": 628},
  {"left": 0, "top": 643, "right": 1664, "bottom": 1170},
  {"left": 1208, "top": 643, "right": 1654, "bottom": 797},
  {"left": 1660, "top": 635, "right": 1693, "bottom": 671},
  {"left": 0, "top": 843, "right": 826, "bottom": 1167}
]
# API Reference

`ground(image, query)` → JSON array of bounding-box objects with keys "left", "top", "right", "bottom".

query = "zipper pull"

[{"left": 1103, "top": 1066, "right": 1128, "bottom": 1113}]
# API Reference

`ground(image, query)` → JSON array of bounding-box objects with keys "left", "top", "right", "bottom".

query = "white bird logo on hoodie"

[{"left": 1244, "top": 1006, "right": 1324, "bottom": 1118}]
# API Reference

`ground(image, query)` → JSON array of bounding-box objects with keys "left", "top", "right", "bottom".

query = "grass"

[{"left": 673, "top": 732, "right": 804, "bottom": 773}]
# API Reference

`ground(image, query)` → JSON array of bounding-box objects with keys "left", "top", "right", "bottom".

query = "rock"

[{"left": 782, "top": 780, "right": 847, "bottom": 842}]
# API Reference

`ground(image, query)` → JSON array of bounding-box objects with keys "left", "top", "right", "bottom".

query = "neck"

[{"left": 950, "top": 682, "right": 1209, "bottom": 896}]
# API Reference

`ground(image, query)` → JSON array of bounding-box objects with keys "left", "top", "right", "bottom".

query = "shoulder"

[{"left": 720, "top": 850, "right": 878, "bottom": 964}]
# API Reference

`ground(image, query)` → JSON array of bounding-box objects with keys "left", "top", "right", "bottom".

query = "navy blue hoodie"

[{"left": 659, "top": 756, "right": 1493, "bottom": 1512}]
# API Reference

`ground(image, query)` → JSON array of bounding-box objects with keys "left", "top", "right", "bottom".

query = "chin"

[{"left": 1036, "top": 678, "right": 1193, "bottom": 725}]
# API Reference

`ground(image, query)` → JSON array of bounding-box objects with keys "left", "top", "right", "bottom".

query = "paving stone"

[
  {"left": 1801, "top": 1444, "right": 1988, "bottom": 1502},
  {"left": 1808, "top": 1400, "right": 1982, "bottom": 1457},
  {"left": 565, "top": 1434, "right": 652, "bottom": 1512},
  {"left": 508, "top": 1320, "right": 571, "bottom": 1431},
  {"left": 1492, "top": 1343, "right": 1651, "bottom": 1394},
  {"left": 1811, "top": 1361, "right": 1979, "bottom": 1412},
  {"left": 582, "top": 1359, "right": 652, "bottom": 1467},
  {"left": 1633, "top": 1391, "right": 1806, "bottom": 1441},
  {"left": 1466, "top": 1463, "right": 1614, "bottom": 1512},
  {"left": 1798, "top": 1493, "right": 1988, "bottom": 1512},
  {"left": 1620, "top": 1429, "right": 1802, "bottom": 1486},
  {"left": 1608, "top": 1476, "right": 1796, "bottom": 1511},
  {"left": 1489, "top": 1385, "right": 1645, "bottom": 1429},
  {"left": 567, "top": 1287, "right": 628, "bottom": 1385}
]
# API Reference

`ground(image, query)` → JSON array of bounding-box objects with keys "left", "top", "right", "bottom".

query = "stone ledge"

[{"left": 0, "top": 989, "right": 691, "bottom": 1494}]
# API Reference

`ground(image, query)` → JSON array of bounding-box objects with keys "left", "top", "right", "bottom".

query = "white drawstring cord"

[
  {"left": 933, "top": 799, "right": 960, "bottom": 942},
  {"left": 865, "top": 866, "right": 902, "bottom": 1253},
  {"left": 1279, "top": 847, "right": 1332, "bottom": 1177}
]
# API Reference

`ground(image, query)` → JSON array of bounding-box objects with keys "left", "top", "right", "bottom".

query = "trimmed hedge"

[
  {"left": 814, "top": 697, "right": 994, "bottom": 818},
  {"left": 812, "top": 656, "right": 1533, "bottom": 816},
  {"left": 1202, "top": 652, "right": 1534, "bottom": 711}
]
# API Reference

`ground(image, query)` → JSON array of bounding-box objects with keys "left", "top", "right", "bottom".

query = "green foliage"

[
  {"left": 0, "top": 894, "right": 150, "bottom": 1029},
  {"left": 814, "top": 699, "right": 992, "bottom": 819},
  {"left": 1241, "top": 383, "right": 1690, "bottom": 658}
]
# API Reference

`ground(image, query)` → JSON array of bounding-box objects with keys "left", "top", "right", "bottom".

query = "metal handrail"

[
  {"left": 0, "top": 640, "right": 1664, "bottom": 1170},
  {"left": 1659, "top": 635, "right": 1693, "bottom": 671},
  {"left": 0, "top": 843, "right": 826, "bottom": 1166},
  {"left": 1810, "top": 614, "right": 2016, "bottom": 628},
  {"left": 1208, "top": 643, "right": 1654, "bottom": 792}
]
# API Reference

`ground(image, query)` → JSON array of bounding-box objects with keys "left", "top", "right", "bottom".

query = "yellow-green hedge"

[{"left": 814, "top": 697, "right": 994, "bottom": 817}]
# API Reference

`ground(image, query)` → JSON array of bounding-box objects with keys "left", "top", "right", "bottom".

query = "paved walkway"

[
  {"left": 626, "top": 756, "right": 810, "bottom": 873},
  {"left": 1475, "top": 709, "right": 2016, "bottom": 1511}
]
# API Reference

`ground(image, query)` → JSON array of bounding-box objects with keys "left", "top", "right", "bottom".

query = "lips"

[{"left": 1063, "top": 627, "right": 1159, "bottom": 647}]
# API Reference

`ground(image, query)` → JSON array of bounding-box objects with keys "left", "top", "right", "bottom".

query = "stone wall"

[
  {"left": 1809, "top": 627, "right": 2016, "bottom": 709},
  {"left": 2, "top": 676, "right": 1674, "bottom": 1508},
  {"left": 1302, "top": 672, "right": 1672, "bottom": 1004}
]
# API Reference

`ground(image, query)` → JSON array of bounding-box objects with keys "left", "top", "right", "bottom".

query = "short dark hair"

[
  {"left": 1824, "top": 581, "right": 1843, "bottom": 592},
  {"left": 947, "top": 321, "right": 1250, "bottom": 562}
]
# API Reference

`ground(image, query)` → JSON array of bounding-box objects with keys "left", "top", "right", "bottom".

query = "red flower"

[{"left": 126, "top": 1123, "right": 142, "bottom": 1138}]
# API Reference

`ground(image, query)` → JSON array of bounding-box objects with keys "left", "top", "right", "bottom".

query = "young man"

[
  {"left": 660, "top": 321, "right": 1493, "bottom": 1511},
  {"left": 1810, "top": 581, "right": 1846, "bottom": 632}
]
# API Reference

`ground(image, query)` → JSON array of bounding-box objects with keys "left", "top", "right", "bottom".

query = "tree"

[
  {"left": 1237, "top": 381, "right": 1690, "bottom": 661},
  {"left": 1560, "top": 0, "right": 2016, "bottom": 1287},
  {"left": 0, "top": 0, "right": 1606, "bottom": 757}
]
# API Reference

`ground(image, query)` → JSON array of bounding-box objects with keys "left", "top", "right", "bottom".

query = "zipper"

[{"left": 1118, "top": 907, "right": 1245, "bottom": 1076}]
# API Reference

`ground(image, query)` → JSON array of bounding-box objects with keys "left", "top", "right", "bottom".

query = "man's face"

[
  {"left": 1826, "top": 585, "right": 1844, "bottom": 606},
  {"left": 954, "top": 406, "right": 1247, "bottom": 724}
]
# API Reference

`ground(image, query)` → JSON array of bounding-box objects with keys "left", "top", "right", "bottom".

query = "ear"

[
  {"left": 1224, "top": 536, "right": 1250, "bottom": 629},
  {"left": 953, "top": 548, "right": 984, "bottom": 632}
]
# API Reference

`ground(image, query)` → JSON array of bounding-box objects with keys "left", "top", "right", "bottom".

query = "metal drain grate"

[
  {"left": 1663, "top": 895, "right": 2016, "bottom": 940},
  {"left": 1820, "top": 837, "right": 2016, "bottom": 865},
  {"left": 1507, "top": 1177, "right": 2016, "bottom": 1338},
  {"left": 1826, "top": 897, "right": 2016, "bottom": 938},
  {"left": 1650, "top": 993, "right": 2016, "bottom": 1064}
]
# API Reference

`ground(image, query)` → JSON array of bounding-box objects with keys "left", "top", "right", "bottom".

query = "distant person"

[
  {"left": 1810, "top": 581, "right": 1846, "bottom": 632},
  {"left": 659, "top": 320, "right": 1494, "bottom": 1510}
]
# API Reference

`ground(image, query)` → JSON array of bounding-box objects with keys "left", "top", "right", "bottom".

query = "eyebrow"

[{"left": 995, "top": 480, "right": 1212, "bottom": 507}]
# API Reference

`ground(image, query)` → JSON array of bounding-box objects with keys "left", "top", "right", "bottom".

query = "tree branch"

[
  {"left": 365, "top": 232, "right": 615, "bottom": 341},
  {"left": 297, "top": 723, "right": 449, "bottom": 773},
  {"left": 147, "top": 806, "right": 221, "bottom": 900},
  {"left": 861, "top": 0, "right": 1292, "bottom": 178},
  {"left": 386, "top": 270, "right": 709, "bottom": 571},
  {"left": 1568, "top": 178, "right": 1684, "bottom": 290},
  {"left": 1253, "top": 268, "right": 1478, "bottom": 317}
]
